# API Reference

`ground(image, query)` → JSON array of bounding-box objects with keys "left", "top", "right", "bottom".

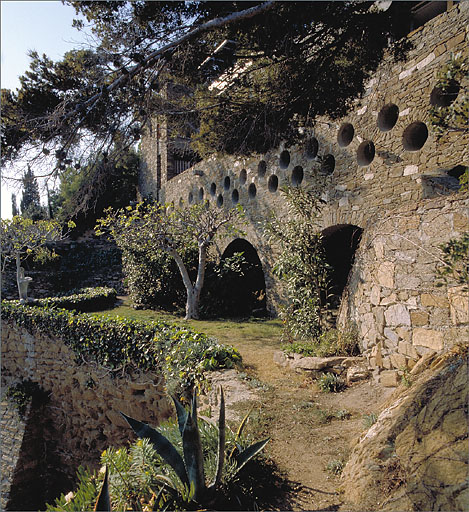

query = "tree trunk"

[
  {"left": 16, "top": 254, "right": 21, "bottom": 298},
  {"left": 166, "top": 242, "right": 209, "bottom": 320}
]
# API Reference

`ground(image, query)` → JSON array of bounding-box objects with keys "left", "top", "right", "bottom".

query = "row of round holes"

[
  {"left": 185, "top": 92, "right": 448, "bottom": 205},
  {"left": 186, "top": 166, "right": 305, "bottom": 206}
]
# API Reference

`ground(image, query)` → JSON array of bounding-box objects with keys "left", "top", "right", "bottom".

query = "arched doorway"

[
  {"left": 217, "top": 238, "right": 267, "bottom": 317},
  {"left": 321, "top": 224, "right": 363, "bottom": 315}
]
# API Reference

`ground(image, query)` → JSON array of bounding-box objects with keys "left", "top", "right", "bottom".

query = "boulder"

[{"left": 340, "top": 344, "right": 469, "bottom": 512}]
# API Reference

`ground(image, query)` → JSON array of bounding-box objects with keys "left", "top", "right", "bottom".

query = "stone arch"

[
  {"left": 218, "top": 238, "right": 267, "bottom": 317},
  {"left": 321, "top": 224, "right": 363, "bottom": 313}
]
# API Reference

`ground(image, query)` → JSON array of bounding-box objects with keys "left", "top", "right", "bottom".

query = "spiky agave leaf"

[
  {"left": 235, "top": 438, "right": 270, "bottom": 473},
  {"left": 230, "top": 405, "right": 254, "bottom": 459},
  {"left": 120, "top": 412, "right": 189, "bottom": 488},
  {"left": 208, "top": 386, "right": 225, "bottom": 490},
  {"left": 94, "top": 465, "right": 111, "bottom": 512},
  {"left": 182, "top": 408, "right": 206, "bottom": 501},
  {"left": 172, "top": 396, "right": 188, "bottom": 438}
]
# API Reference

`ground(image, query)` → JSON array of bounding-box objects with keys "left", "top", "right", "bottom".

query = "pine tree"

[{"left": 20, "top": 166, "right": 45, "bottom": 220}]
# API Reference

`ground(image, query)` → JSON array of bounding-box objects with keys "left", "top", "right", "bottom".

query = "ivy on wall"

[{"left": 1, "top": 302, "right": 241, "bottom": 394}]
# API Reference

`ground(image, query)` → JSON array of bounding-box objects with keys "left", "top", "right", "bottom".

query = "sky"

[{"left": 1, "top": 0, "right": 90, "bottom": 218}]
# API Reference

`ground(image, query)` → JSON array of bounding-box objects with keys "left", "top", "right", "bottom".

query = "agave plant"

[{"left": 93, "top": 387, "right": 269, "bottom": 510}]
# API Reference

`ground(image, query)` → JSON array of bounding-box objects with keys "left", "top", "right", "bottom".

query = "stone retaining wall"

[
  {"left": 1, "top": 398, "right": 28, "bottom": 510},
  {"left": 1, "top": 320, "right": 172, "bottom": 500}
]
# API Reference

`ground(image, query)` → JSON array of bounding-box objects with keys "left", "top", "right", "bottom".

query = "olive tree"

[
  {"left": 1, "top": 216, "right": 64, "bottom": 302},
  {"left": 96, "top": 201, "right": 245, "bottom": 319}
]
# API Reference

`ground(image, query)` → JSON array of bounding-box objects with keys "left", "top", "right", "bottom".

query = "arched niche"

[
  {"left": 217, "top": 238, "right": 267, "bottom": 318},
  {"left": 321, "top": 224, "right": 363, "bottom": 312}
]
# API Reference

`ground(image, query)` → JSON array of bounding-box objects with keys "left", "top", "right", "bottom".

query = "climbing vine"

[{"left": 1, "top": 302, "right": 241, "bottom": 394}]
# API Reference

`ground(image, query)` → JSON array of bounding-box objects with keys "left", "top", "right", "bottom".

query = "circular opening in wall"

[
  {"left": 258, "top": 160, "right": 267, "bottom": 178},
  {"left": 279, "top": 150, "right": 290, "bottom": 169},
  {"left": 430, "top": 79, "right": 460, "bottom": 107},
  {"left": 224, "top": 176, "right": 231, "bottom": 190},
  {"left": 377, "top": 103, "right": 399, "bottom": 131},
  {"left": 268, "top": 174, "right": 278, "bottom": 192},
  {"left": 179, "top": 197, "right": 183, "bottom": 207},
  {"left": 337, "top": 123, "right": 354, "bottom": 147},
  {"left": 188, "top": 191, "right": 194, "bottom": 204},
  {"left": 356, "top": 140, "right": 375, "bottom": 167},
  {"left": 210, "top": 182, "right": 216, "bottom": 196},
  {"left": 321, "top": 154, "right": 336, "bottom": 174},
  {"left": 248, "top": 183, "right": 257, "bottom": 198},
  {"left": 402, "top": 121, "right": 428, "bottom": 151},
  {"left": 217, "top": 194, "right": 224, "bottom": 207},
  {"left": 198, "top": 187, "right": 204, "bottom": 201},
  {"left": 305, "top": 137, "right": 319, "bottom": 160},
  {"left": 231, "top": 189, "right": 239, "bottom": 204},
  {"left": 291, "top": 165, "right": 304, "bottom": 186},
  {"left": 239, "top": 168, "right": 247, "bottom": 185}
]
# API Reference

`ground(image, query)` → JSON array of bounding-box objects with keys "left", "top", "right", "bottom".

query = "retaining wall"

[{"left": 1, "top": 320, "right": 172, "bottom": 503}]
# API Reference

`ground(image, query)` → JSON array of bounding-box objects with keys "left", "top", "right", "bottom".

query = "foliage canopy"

[{"left": 1, "top": 1, "right": 411, "bottom": 196}]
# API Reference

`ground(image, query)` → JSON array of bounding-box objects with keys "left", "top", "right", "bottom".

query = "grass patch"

[{"left": 92, "top": 298, "right": 283, "bottom": 347}]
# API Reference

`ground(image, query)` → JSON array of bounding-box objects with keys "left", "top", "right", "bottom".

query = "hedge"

[
  {"left": 28, "top": 287, "right": 117, "bottom": 312},
  {"left": 1, "top": 302, "right": 241, "bottom": 393}
]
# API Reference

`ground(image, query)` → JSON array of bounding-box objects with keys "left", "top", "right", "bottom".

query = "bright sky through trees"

[{"left": 1, "top": 0, "right": 88, "bottom": 218}]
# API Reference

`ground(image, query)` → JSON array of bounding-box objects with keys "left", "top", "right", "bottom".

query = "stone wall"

[
  {"left": 1, "top": 320, "right": 173, "bottom": 500},
  {"left": 1, "top": 236, "right": 124, "bottom": 300},
  {"left": 1, "top": 398, "right": 28, "bottom": 510},
  {"left": 139, "top": 2, "right": 469, "bottom": 378}
]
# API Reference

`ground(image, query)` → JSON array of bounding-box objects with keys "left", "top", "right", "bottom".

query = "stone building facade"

[{"left": 139, "top": 3, "right": 468, "bottom": 375}]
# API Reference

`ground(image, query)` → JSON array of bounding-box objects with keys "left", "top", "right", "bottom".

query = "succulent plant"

[{"left": 93, "top": 387, "right": 269, "bottom": 510}]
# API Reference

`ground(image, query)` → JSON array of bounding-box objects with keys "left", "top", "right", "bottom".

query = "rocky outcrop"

[{"left": 340, "top": 344, "right": 469, "bottom": 511}]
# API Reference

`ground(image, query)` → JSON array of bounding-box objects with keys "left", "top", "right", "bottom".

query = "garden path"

[{"left": 207, "top": 334, "right": 393, "bottom": 511}]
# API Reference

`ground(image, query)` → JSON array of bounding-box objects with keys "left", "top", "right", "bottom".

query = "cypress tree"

[{"left": 20, "top": 166, "right": 45, "bottom": 220}]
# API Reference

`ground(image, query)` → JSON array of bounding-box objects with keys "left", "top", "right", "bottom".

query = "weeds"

[
  {"left": 317, "top": 372, "right": 346, "bottom": 393},
  {"left": 400, "top": 367, "right": 412, "bottom": 388},
  {"left": 362, "top": 412, "right": 378, "bottom": 429},
  {"left": 315, "top": 408, "right": 351, "bottom": 423},
  {"left": 326, "top": 458, "right": 344, "bottom": 475}
]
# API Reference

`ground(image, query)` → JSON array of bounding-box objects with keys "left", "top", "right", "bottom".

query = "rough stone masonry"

[{"left": 140, "top": 2, "right": 469, "bottom": 381}]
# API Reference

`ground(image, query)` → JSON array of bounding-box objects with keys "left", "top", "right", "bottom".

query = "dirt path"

[{"left": 210, "top": 336, "right": 393, "bottom": 511}]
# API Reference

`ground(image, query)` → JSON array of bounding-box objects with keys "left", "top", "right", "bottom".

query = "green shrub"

[
  {"left": 436, "top": 232, "right": 469, "bottom": 289},
  {"left": 317, "top": 372, "right": 346, "bottom": 393},
  {"left": 282, "top": 327, "right": 360, "bottom": 357},
  {"left": 1, "top": 301, "right": 241, "bottom": 394},
  {"left": 122, "top": 246, "right": 194, "bottom": 311},
  {"left": 362, "top": 412, "right": 378, "bottom": 429},
  {"left": 47, "top": 392, "right": 270, "bottom": 511},
  {"left": 326, "top": 458, "right": 344, "bottom": 475},
  {"left": 5, "top": 287, "right": 118, "bottom": 312}
]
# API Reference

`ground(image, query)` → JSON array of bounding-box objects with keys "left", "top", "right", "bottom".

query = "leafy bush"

[
  {"left": 282, "top": 327, "right": 360, "bottom": 357},
  {"left": 362, "top": 412, "right": 378, "bottom": 429},
  {"left": 121, "top": 245, "right": 196, "bottom": 311},
  {"left": 317, "top": 372, "right": 346, "bottom": 393},
  {"left": 5, "top": 287, "right": 117, "bottom": 312},
  {"left": 1, "top": 301, "right": 241, "bottom": 394},
  {"left": 326, "top": 458, "right": 344, "bottom": 475},
  {"left": 265, "top": 186, "right": 331, "bottom": 342},
  {"left": 46, "top": 466, "right": 99, "bottom": 512},
  {"left": 436, "top": 232, "right": 469, "bottom": 289}
]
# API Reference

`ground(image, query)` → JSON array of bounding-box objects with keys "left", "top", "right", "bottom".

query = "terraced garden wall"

[{"left": 1, "top": 320, "right": 171, "bottom": 506}]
